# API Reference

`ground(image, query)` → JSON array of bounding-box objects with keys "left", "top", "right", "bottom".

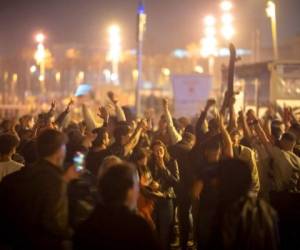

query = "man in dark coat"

[
  {"left": 0, "top": 129, "right": 70, "bottom": 250},
  {"left": 73, "top": 163, "right": 160, "bottom": 250}
]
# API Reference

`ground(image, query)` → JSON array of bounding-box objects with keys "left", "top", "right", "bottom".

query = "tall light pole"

[
  {"left": 135, "top": 1, "right": 146, "bottom": 116},
  {"left": 266, "top": 1, "right": 279, "bottom": 60},
  {"left": 201, "top": 15, "right": 218, "bottom": 75},
  {"left": 220, "top": 1, "right": 234, "bottom": 41},
  {"left": 107, "top": 25, "right": 121, "bottom": 85},
  {"left": 34, "top": 33, "right": 46, "bottom": 93}
]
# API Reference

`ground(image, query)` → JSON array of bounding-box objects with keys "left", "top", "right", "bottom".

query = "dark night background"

[{"left": 0, "top": 0, "right": 299, "bottom": 55}]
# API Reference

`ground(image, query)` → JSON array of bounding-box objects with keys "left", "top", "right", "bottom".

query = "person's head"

[
  {"left": 208, "top": 118, "right": 219, "bottom": 133},
  {"left": 181, "top": 132, "right": 196, "bottom": 148},
  {"left": 37, "top": 129, "right": 67, "bottom": 167},
  {"left": 203, "top": 136, "right": 222, "bottom": 163},
  {"left": 92, "top": 127, "right": 110, "bottom": 148},
  {"left": 19, "top": 115, "right": 34, "bottom": 129},
  {"left": 113, "top": 125, "right": 132, "bottom": 145},
  {"left": 178, "top": 116, "right": 190, "bottom": 131},
  {"left": 230, "top": 129, "right": 242, "bottom": 147},
  {"left": 271, "top": 120, "right": 284, "bottom": 141},
  {"left": 98, "top": 163, "right": 140, "bottom": 210},
  {"left": 218, "top": 159, "right": 252, "bottom": 205},
  {"left": 151, "top": 140, "right": 170, "bottom": 162},
  {"left": 131, "top": 148, "right": 149, "bottom": 167},
  {"left": 279, "top": 132, "right": 296, "bottom": 151},
  {"left": 37, "top": 113, "right": 56, "bottom": 134},
  {"left": 158, "top": 115, "right": 167, "bottom": 130},
  {"left": 98, "top": 155, "right": 123, "bottom": 178},
  {"left": 0, "top": 134, "right": 19, "bottom": 157},
  {"left": 184, "top": 124, "right": 195, "bottom": 135},
  {"left": 289, "top": 123, "right": 300, "bottom": 141},
  {"left": 67, "top": 129, "right": 84, "bottom": 147},
  {"left": 0, "top": 119, "right": 14, "bottom": 133}
]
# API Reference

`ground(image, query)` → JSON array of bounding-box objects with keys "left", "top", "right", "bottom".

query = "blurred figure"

[
  {"left": 85, "top": 127, "right": 110, "bottom": 176},
  {"left": 73, "top": 163, "right": 160, "bottom": 250},
  {"left": 0, "top": 134, "right": 23, "bottom": 182},
  {"left": 169, "top": 132, "right": 196, "bottom": 250},
  {"left": 215, "top": 159, "right": 279, "bottom": 250},
  {"left": 0, "top": 129, "right": 72, "bottom": 250}
]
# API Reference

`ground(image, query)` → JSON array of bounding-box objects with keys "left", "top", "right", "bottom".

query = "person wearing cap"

[{"left": 0, "top": 129, "right": 73, "bottom": 250}]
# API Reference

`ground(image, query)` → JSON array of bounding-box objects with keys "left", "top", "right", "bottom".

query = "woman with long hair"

[{"left": 148, "top": 140, "right": 179, "bottom": 250}]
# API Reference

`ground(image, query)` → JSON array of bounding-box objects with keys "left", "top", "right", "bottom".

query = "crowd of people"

[{"left": 0, "top": 90, "right": 299, "bottom": 250}]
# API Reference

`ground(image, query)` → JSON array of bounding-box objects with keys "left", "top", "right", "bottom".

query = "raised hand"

[
  {"left": 97, "top": 106, "right": 109, "bottom": 122},
  {"left": 50, "top": 100, "right": 56, "bottom": 111},
  {"left": 66, "top": 98, "right": 74, "bottom": 112},
  {"left": 138, "top": 118, "right": 148, "bottom": 130},
  {"left": 162, "top": 98, "right": 169, "bottom": 110},
  {"left": 107, "top": 91, "right": 118, "bottom": 104}
]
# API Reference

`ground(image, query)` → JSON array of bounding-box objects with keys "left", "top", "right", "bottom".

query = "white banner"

[{"left": 172, "top": 74, "right": 212, "bottom": 117}]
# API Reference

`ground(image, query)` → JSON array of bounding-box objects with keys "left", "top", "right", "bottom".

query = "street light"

[
  {"left": 220, "top": 0, "right": 233, "bottom": 12},
  {"left": 30, "top": 65, "right": 37, "bottom": 74},
  {"left": 220, "top": 1, "right": 234, "bottom": 41},
  {"left": 266, "top": 1, "right": 279, "bottom": 60},
  {"left": 35, "top": 33, "right": 45, "bottom": 43},
  {"left": 34, "top": 32, "right": 46, "bottom": 92},
  {"left": 107, "top": 24, "right": 121, "bottom": 85}
]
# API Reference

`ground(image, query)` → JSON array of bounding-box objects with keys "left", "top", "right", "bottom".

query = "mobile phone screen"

[{"left": 73, "top": 152, "right": 85, "bottom": 172}]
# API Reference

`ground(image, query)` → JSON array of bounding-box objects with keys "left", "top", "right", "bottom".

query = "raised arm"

[
  {"left": 96, "top": 106, "right": 109, "bottom": 128},
  {"left": 228, "top": 96, "right": 237, "bottom": 132},
  {"left": 195, "top": 99, "right": 216, "bottom": 142},
  {"left": 218, "top": 113, "right": 233, "bottom": 158},
  {"left": 162, "top": 98, "right": 182, "bottom": 145},
  {"left": 248, "top": 109, "right": 274, "bottom": 156},
  {"left": 55, "top": 99, "right": 74, "bottom": 129},
  {"left": 123, "top": 119, "right": 147, "bottom": 157},
  {"left": 107, "top": 91, "right": 126, "bottom": 122},
  {"left": 46, "top": 100, "right": 56, "bottom": 118},
  {"left": 81, "top": 104, "right": 98, "bottom": 131},
  {"left": 238, "top": 110, "right": 253, "bottom": 141}
]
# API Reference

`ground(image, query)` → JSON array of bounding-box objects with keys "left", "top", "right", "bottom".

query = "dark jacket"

[
  {"left": 169, "top": 142, "right": 193, "bottom": 199},
  {"left": 0, "top": 159, "right": 70, "bottom": 250},
  {"left": 85, "top": 149, "right": 109, "bottom": 176},
  {"left": 73, "top": 204, "right": 161, "bottom": 250},
  {"left": 148, "top": 157, "right": 179, "bottom": 199}
]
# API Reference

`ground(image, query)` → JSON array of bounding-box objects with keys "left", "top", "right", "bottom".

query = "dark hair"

[
  {"left": 67, "top": 129, "right": 84, "bottom": 146},
  {"left": 182, "top": 132, "right": 195, "bottom": 144},
  {"left": 184, "top": 124, "right": 195, "bottom": 134},
  {"left": 281, "top": 132, "right": 296, "bottom": 143},
  {"left": 92, "top": 127, "right": 109, "bottom": 147},
  {"left": 131, "top": 148, "right": 149, "bottom": 163},
  {"left": 113, "top": 125, "right": 131, "bottom": 144},
  {"left": 271, "top": 126, "right": 283, "bottom": 140},
  {"left": 151, "top": 140, "right": 171, "bottom": 162},
  {"left": 0, "top": 134, "right": 19, "bottom": 155},
  {"left": 37, "top": 129, "right": 67, "bottom": 158},
  {"left": 0, "top": 119, "right": 13, "bottom": 132},
  {"left": 98, "top": 163, "right": 137, "bottom": 205},
  {"left": 208, "top": 118, "right": 219, "bottom": 131}
]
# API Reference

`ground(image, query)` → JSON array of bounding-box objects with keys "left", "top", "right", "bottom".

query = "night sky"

[{"left": 0, "top": 0, "right": 299, "bottom": 55}]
